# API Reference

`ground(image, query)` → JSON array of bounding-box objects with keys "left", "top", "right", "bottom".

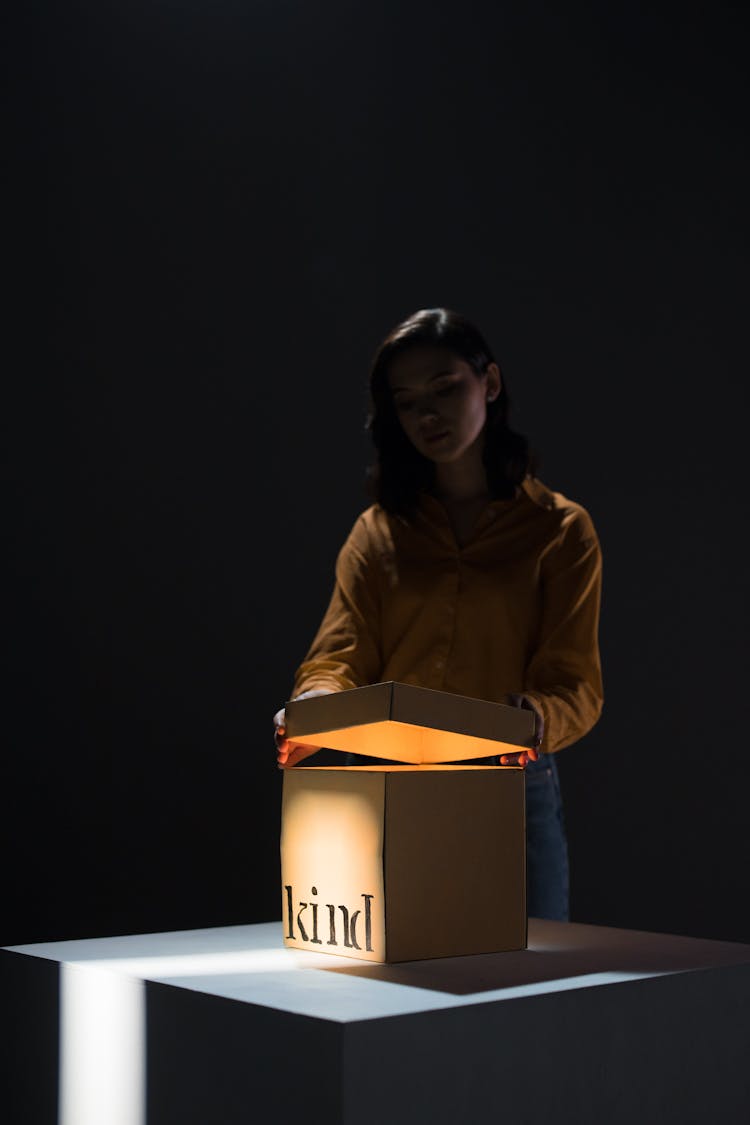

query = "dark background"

[{"left": 4, "top": 1, "right": 748, "bottom": 948}]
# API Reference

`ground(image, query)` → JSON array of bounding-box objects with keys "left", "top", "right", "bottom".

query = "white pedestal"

[{"left": 2, "top": 918, "right": 749, "bottom": 1125}]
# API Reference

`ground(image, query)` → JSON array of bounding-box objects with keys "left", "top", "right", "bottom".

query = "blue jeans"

[{"left": 523, "top": 752, "right": 570, "bottom": 921}]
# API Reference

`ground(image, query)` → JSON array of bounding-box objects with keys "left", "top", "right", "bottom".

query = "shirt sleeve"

[
  {"left": 521, "top": 506, "right": 604, "bottom": 753},
  {"left": 291, "top": 514, "right": 383, "bottom": 699}
]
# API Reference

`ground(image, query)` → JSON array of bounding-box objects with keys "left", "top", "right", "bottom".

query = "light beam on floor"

[{"left": 59, "top": 963, "right": 145, "bottom": 1125}]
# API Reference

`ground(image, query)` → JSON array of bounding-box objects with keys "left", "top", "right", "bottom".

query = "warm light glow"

[
  {"left": 303, "top": 763, "right": 505, "bottom": 771},
  {"left": 281, "top": 769, "right": 386, "bottom": 961},
  {"left": 290, "top": 719, "right": 523, "bottom": 764}
]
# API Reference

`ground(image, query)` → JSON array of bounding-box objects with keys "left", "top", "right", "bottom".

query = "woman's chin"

[{"left": 420, "top": 437, "right": 455, "bottom": 461}]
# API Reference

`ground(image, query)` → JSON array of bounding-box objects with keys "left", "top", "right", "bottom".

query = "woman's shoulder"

[
  {"left": 521, "top": 477, "right": 598, "bottom": 541},
  {"left": 348, "top": 502, "right": 387, "bottom": 529},
  {"left": 340, "top": 503, "right": 393, "bottom": 547},
  {"left": 340, "top": 502, "right": 416, "bottom": 559}
]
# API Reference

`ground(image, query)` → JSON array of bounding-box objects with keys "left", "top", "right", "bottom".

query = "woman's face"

[{"left": 387, "top": 346, "right": 500, "bottom": 465}]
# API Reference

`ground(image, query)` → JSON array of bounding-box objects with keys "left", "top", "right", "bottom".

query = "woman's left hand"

[
  {"left": 500, "top": 746, "right": 540, "bottom": 767},
  {"left": 500, "top": 695, "right": 544, "bottom": 767}
]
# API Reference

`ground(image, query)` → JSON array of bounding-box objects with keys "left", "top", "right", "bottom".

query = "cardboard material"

[
  {"left": 281, "top": 765, "right": 526, "bottom": 963},
  {"left": 284, "top": 681, "right": 536, "bottom": 764},
  {"left": 281, "top": 684, "right": 530, "bottom": 962}
]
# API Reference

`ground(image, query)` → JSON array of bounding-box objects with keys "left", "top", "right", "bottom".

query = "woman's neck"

[{"left": 433, "top": 455, "right": 489, "bottom": 506}]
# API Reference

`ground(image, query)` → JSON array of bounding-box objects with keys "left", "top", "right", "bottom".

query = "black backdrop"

[{"left": 5, "top": 1, "right": 749, "bottom": 947}]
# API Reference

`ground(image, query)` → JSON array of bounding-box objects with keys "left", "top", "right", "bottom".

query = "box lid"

[{"left": 284, "top": 681, "right": 536, "bottom": 765}]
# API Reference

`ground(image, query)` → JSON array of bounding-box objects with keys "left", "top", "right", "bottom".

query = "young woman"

[{"left": 274, "top": 307, "right": 603, "bottom": 921}]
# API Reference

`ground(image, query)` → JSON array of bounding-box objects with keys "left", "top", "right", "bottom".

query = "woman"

[{"left": 274, "top": 307, "right": 603, "bottom": 921}]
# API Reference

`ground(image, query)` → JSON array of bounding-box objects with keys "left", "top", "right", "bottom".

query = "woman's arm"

[
  {"left": 274, "top": 514, "right": 383, "bottom": 767},
  {"left": 291, "top": 514, "right": 383, "bottom": 699},
  {"left": 520, "top": 507, "right": 604, "bottom": 754}
]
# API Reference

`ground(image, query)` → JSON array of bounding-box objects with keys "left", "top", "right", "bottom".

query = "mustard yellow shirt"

[{"left": 292, "top": 476, "right": 603, "bottom": 754}]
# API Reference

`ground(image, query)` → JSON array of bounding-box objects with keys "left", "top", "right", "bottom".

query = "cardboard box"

[
  {"left": 280, "top": 683, "right": 530, "bottom": 963},
  {"left": 281, "top": 764, "right": 526, "bottom": 962}
]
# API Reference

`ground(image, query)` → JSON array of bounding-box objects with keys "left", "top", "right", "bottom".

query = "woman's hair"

[{"left": 365, "top": 307, "right": 538, "bottom": 516}]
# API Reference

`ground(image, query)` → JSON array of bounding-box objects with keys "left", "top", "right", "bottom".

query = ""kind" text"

[{"left": 284, "top": 885, "right": 375, "bottom": 951}]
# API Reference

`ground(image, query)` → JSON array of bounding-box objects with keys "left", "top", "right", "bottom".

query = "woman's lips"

[{"left": 423, "top": 430, "right": 450, "bottom": 444}]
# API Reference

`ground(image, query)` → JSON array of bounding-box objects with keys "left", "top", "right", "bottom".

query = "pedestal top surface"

[{"left": 5, "top": 919, "right": 749, "bottom": 1024}]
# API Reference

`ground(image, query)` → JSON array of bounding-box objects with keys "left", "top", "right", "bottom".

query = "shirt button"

[{"left": 435, "top": 658, "right": 445, "bottom": 670}]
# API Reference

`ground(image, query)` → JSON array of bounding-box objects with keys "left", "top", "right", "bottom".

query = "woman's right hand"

[
  {"left": 274, "top": 689, "right": 334, "bottom": 768},
  {"left": 273, "top": 706, "right": 291, "bottom": 765}
]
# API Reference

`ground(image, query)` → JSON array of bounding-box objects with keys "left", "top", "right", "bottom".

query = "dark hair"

[{"left": 365, "top": 307, "right": 538, "bottom": 517}]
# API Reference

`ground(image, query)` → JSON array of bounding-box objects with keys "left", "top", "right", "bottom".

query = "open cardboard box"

[{"left": 280, "top": 682, "right": 531, "bottom": 963}]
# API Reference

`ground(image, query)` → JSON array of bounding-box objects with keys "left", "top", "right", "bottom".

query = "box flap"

[{"left": 284, "top": 682, "right": 536, "bottom": 764}]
